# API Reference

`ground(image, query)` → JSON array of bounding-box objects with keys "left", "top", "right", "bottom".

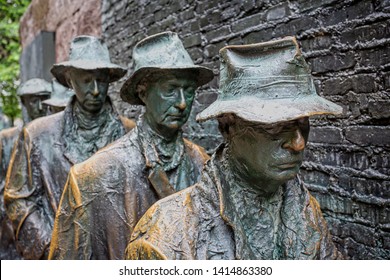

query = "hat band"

[{"left": 221, "top": 75, "right": 315, "bottom": 99}]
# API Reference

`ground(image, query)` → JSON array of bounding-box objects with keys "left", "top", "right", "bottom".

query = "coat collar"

[{"left": 62, "top": 96, "right": 125, "bottom": 165}]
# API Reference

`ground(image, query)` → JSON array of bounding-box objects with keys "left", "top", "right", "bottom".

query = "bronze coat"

[
  {"left": 49, "top": 124, "right": 209, "bottom": 260},
  {"left": 126, "top": 145, "right": 342, "bottom": 260},
  {"left": 4, "top": 98, "right": 134, "bottom": 259},
  {"left": 0, "top": 126, "right": 21, "bottom": 259}
]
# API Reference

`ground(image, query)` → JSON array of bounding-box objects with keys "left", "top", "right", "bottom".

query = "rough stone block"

[
  {"left": 301, "top": 35, "right": 332, "bottom": 52},
  {"left": 323, "top": 77, "right": 352, "bottom": 96},
  {"left": 309, "top": 126, "right": 343, "bottom": 144},
  {"left": 321, "top": 1, "right": 374, "bottom": 26},
  {"left": 242, "top": 28, "right": 274, "bottom": 44},
  {"left": 183, "top": 34, "right": 202, "bottom": 48},
  {"left": 296, "top": 0, "right": 338, "bottom": 12},
  {"left": 360, "top": 47, "right": 390, "bottom": 68},
  {"left": 340, "top": 21, "right": 390, "bottom": 45},
  {"left": 231, "top": 12, "right": 263, "bottom": 33},
  {"left": 345, "top": 126, "right": 390, "bottom": 147},
  {"left": 204, "top": 26, "right": 231, "bottom": 43},
  {"left": 273, "top": 16, "right": 317, "bottom": 37},
  {"left": 351, "top": 74, "right": 377, "bottom": 93},
  {"left": 368, "top": 101, "right": 390, "bottom": 119},
  {"left": 266, "top": 2, "right": 291, "bottom": 21},
  {"left": 309, "top": 53, "right": 356, "bottom": 73}
]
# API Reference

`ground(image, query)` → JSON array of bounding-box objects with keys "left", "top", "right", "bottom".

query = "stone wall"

[
  {"left": 102, "top": 0, "right": 390, "bottom": 259},
  {"left": 20, "top": 0, "right": 102, "bottom": 63}
]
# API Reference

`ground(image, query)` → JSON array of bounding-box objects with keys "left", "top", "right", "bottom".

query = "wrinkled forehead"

[
  {"left": 67, "top": 68, "right": 108, "bottom": 80},
  {"left": 155, "top": 71, "right": 198, "bottom": 86}
]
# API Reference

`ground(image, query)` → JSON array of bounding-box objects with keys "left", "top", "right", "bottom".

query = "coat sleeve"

[
  {"left": 4, "top": 128, "right": 52, "bottom": 259},
  {"left": 310, "top": 196, "right": 345, "bottom": 260},
  {"left": 125, "top": 204, "right": 168, "bottom": 260},
  {"left": 49, "top": 166, "right": 92, "bottom": 260}
]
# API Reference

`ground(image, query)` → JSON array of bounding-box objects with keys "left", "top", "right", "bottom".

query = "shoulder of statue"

[
  {"left": 0, "top": 126, "right": 20, "bottom": 140},
  {"left": 118, "top": 115, "right": 136, "bottom": 132},
  {"left": 128, "top": 185, "right": 201, "bottom": 259},
  {"left": 183, "top": 138, "right": 210, "bottom": 162},
  {"left": 25, "top": 111, "right": 65, "bottom": 139}
]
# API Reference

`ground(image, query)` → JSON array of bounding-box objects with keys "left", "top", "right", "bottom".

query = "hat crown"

[
  {"left": 133, "top": 31, "right": 195, "bottom": 71},
  {"left": 196, "top": 37, "right": 343, "bottom": 123},
  {"left": 219, "top": 37, "right": 315, "bottom": 101},
  {"left": 17, "top": 78, "right": 52, "bottom": 96},
  {"left": 68, "top": 36, "right": 111, "bottom": 63}
]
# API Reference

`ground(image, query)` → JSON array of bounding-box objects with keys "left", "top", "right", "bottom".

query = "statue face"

[
  {"left": 47, "top": 105, "right": 65, "bottom": 115},
  {"left": 68, "top": 69, "right": 109, "bottom": 113},
  {"left": 229, "top": 117, "right": 309, "bottom": 194},
  {"left": 142, "top": 73, "right": 197, "bottom": 137},
  {"left": 21, "top": 94, "right": 49, "bottom": 120}
]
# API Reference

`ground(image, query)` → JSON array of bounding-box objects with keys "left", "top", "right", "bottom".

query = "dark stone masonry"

[
  {"left": 19, "top": 0, "right": 390, "bottom": 259},
  {"left": 101, "top": 0, "right": 390, "bottom": 260}
]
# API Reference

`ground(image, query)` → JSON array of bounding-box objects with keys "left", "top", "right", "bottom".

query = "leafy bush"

[{"left": 0, "top": 0, "right": 30, "bottom": 124}]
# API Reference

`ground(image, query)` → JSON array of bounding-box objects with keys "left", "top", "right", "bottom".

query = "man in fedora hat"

[
  {"left": 4, "top": 36, "right": 135, "bottom": 259},
  {"left": 43, "top": 79, "right": 74, "bottom": 115},
  {"left": 49, "top": 31, "right": 213, "bottom": 260},
  {"left": 0, "top": 78, "right": 51, "bottom": 259},
  {"left": 126, "top": 37, "right": 343, "bottom": 260}
]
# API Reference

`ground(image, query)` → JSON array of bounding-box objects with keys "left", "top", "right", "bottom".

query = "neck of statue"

[
  {"left": 74, "top": 100, "right": 107, "bottom": 129},
  {"left": 227, "top": 150, "right": 283, "bottom": 199},
  {"left": 144, "top": 115, "right": 179, "bottom": 143}
]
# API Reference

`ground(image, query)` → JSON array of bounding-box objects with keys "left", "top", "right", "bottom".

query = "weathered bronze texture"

[
  {"left": 4, "top": 36, "right": 134, "bottom": 259},
  {"left": 43, "top": 79, "right": 74, "bottom": 114},
  {"left": 126, "top": 37, "right": 343, "bottom": 260},
  {"left": 0, "top": 108, "right": 10, "bottom": 131},
  {"left": 49, "top": 32, "right": 213, "bottom": 260},
  {"left": 17, "top": 78, "right": 52, "bottom": 123},
  {"left": 1, "top": 78, "right": 53, "bottom": 259}
]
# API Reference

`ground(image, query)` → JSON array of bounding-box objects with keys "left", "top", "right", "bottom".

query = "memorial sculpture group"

[{"left": 0, "top": 31, "right": 344, "bottom": 260}]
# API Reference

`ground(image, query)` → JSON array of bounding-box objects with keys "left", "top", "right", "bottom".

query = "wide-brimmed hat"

[
  {"left": 120, "top": 31, "right": 214, "bottom": 105},
  {"left": 51, "top": 35, "right": 127, "bottom": 87},
  {"left": 17, "top": 78, "right": 52, "bottom": 96},
  {"left": 43, "top": 79, "right": 74, "bottom": 108},
  {"left": 197, "top": 36, "right": 342, "bottom": 124}
]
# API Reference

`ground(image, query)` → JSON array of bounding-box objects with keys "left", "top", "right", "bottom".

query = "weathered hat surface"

[
  {"left": 43, "top": 79, "right": 74, "bottom": 108},
  {"left": 120, "top": 31, "right": 214, "bottom": 105},
  {"left": 17, "top": 78, "right": 52, "bottom": 96},
  {"left": 51, "top": 35, "right": 127, "bottom": 87},
  {"left": 197, "top": 36, "right": 342, "bottom": 124}
]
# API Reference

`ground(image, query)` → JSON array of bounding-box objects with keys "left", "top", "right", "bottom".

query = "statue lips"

[
  {"left": 167, "top": 113, "right": 186, "bottom": 121},
  {"left": 275, "top": 160, "right": 302, "bottom": 170}
]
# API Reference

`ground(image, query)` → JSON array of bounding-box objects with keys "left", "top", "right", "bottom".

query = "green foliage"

[{"left": 0, "top": 0, "right": 30, "bottom": 124}]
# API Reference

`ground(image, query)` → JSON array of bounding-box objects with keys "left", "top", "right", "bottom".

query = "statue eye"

[{"left": 83, "top": 77, "right": 93, "bottom": 84}]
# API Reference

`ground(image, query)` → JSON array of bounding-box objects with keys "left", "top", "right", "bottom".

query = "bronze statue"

[
  {"left": 0, "top": 108, "right": 10, "bottom": 131},
  {"left": 126, "top": 37, "right": 344, "bottom": 260},
  {"left": 49, "top": 31, "right": 213, "bottom": 260},
  {"left": 18, "top": 78, "right": 52, "bottom": 123},
  {"left": 0, "top": 78, "right": 51, "bottom": 259},
  {"left": 4, "top": 36, "right": 135, "bottom": 259},
  {"left": 43, "top": 79, "right": 74, "bottom": 114}
]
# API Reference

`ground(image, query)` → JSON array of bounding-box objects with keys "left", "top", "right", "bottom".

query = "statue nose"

[
  {"left": 91, "top": 80, "right": 99, "bottom": 96},
  {"left": 175, "top": 89, "right": 187, "bottom": 110},
  {"left": 282, "top": 129, "right": 305, "bottom": 152}
]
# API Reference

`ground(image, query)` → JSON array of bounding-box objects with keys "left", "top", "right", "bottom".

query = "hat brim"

[
  {"left": 196, "top": 95, "right": 343, "bottom": 124},
  {"left": 51, "top": 60, "right": 127, "bottom": 87},
  {"left": 120, "top": 66, "right": 214, "bottom": 105},
  {"left": 42, "top": 98, "right": 70, "bottom": 108}
]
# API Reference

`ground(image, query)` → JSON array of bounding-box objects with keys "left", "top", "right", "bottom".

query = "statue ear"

[
  {"left": 65, "top": 72, "right": 73, "bottom": 89},
  {"left": 137, "top": 85, "right": 147, "bottom": 103}
]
